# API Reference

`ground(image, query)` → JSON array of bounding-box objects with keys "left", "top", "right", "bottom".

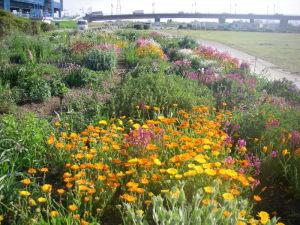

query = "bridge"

[
  {"left": 0, "top": 0, "right": 63, "bottom": 17},
  {"left": 84, "top": 12, "right": 300, "bottom": 27}
]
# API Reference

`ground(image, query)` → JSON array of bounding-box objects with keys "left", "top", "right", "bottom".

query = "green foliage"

[
  {"left": 84, "top": 49, "right": 117, "bottom": 71},
  {"left": 111, "top": 72, "right": 215, "bottom": 117},
  {"left": 0, "top": 82, "right": 16, "bottom": 114},
  {"left": 178, "top": 36, "right": 198, "bottom": 49},
  {"left": 0, "top": 10, "right": 41, "bottom": 37},
  {"left": 40, "top": 22, "right": 56, "bottom": 32},
  {"left": 122, "top": 45, "right": 138, "bottom": 69},
  {"left": 0, "top": 113, "right": 51, "bottom": 170},
  {"left": 64, "top": 67, "right": 94, "bottom": 87},
  {"left": 211, "top": 76, "right": 260, "bottom": 110},
  {"left": 262, "top": 78, "right": 300, "bottom": 103},
  {"left": 7, "top": 33, "right": 53, "bottom": 64}
]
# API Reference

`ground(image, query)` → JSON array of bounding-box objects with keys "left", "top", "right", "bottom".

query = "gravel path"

[{"left": 196, "top": 39, "right": 300, "bottom": 88}]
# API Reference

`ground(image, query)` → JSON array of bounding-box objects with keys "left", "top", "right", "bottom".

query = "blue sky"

[{"left": 63, "top": 0, "right": 300, "bottom": 15}]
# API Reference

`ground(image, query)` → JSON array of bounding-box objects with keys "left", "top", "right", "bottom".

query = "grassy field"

[{"left": 166, "top": 30, "right": 300, "bottom": 75}]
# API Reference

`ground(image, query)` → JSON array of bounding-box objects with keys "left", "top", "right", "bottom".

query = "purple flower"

[
  {"left": 271, "top": 150, "right": 278, "bottom": 158},
  {"left": 238, "top": 138, "right": 247, "bottom": 148},
  {"left": 224, "top": 156, "right": 235, "bottom": 165},
  {"left": 245, "top": 153, "right": 261, "bottom": 175}
]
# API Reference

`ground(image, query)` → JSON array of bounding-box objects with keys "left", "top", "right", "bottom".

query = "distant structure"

[{"left": 0, "top": 0, "right": 63, "bottom": 18}]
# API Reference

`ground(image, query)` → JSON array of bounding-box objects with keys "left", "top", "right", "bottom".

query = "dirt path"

[{"left": 195, "top": 39, "right": 300, "bottom": 88}]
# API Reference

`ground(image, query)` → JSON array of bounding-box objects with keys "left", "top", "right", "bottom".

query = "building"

[{"left": 0, "top": 0, "right": 63, "bottom": 18}]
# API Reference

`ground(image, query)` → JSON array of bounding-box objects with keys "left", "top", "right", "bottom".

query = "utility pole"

[
  {"left": 235, "top": 2, "right": 237, "bottom": 14},
  {"left": 267, "top": 5, "right": 269, "bottom": 15},
  {"left": 230, "top": 0, "right": 232, "bottom": 14},
  {"left": 152, "top": 1, "right": 155, "bottom": 14},
  {"left": 273, "top": 4, "right": 276, "bottom": 14},
  {"left": 111, "top": 3, "right": 114, "bottom": 15},
  {"left": 116, "top": 0, "right": 121, "bottom": 15}
]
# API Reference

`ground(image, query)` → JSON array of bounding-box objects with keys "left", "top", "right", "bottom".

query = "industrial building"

[{"left": 0, "top": 0, "right": 63, "bottom": 18}]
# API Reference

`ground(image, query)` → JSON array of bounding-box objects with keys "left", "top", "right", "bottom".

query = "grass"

[
  {"left": 166, "top": 30, "right": 300, "bottom": 75},
  {"left": 56, "top": 20, "right": 77, "bottom": 29}
]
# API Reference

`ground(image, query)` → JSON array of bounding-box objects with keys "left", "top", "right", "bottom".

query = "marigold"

[
  {"left": 37, "top": 197, "right": 47, "bottom": 203},
  {"left": 257, "top": 211, "right": 270, "bottom": 224},
  {"left": 19, "top": 190, "right": 31, "bottom": 197},
  {"left": 41, "top": 184, "right": 52, "bottom": 193},
  {"left": 204, "top": 186, "right": 214, "bottom": 193},
  {"left": 120, "top": 194, "right": 137, "bottom": 203},
  {"left": 166, "top": 168, "right": 178, "bottom": 175},
  {"left": 21, "top": 178, "right": 31, "bottom": 186},
  {"left": 69, "top": 204, "right": 78, "bottom": 211},
  {"left": 50, "top": 211, "right": 59, "bottom": 217},
  {"left": 222, "top": 193, "right": 234, "bottom": 201},
  {"left": 253, "top": 195, "right": 262, "bottom": 202}
]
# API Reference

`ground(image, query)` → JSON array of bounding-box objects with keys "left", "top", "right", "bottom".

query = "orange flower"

[
  {"left": 69, "top": 204, "right": 78, "bottom": 212},
  {"left": 120, "top": 194, "right": 137, "bottom": 203},
  {"left": 21, "top": 178, "right": 31, "bottom": 186}
]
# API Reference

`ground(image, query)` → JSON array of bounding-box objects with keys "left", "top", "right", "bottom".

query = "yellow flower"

[
  {"left": 222, "top": 193, "right": 234, "bottom": 201},
  {"left": 153, "top": 158, "right": 162, "bottom": 166},
  {"left": 257, "top": 211, "right": 270, "bottom": 225},
  {"left": 135, "top": 210, "right": 144, "bottom": 217},
  {"left": 19, "top": 190, "right": 31, "bottom": 197},
  {"left": 132, "top": 123, "right": 140, "bottom": 129},
  {"left": 41, "top": 184, "right": 52, "bottom": 193},
  {"left": 57, "top": 189, "right": 65, "bottom": 195},
  {"left": 295, "top": 148, "right": 300, "bottom": 157},
  {"left": 161, "top": 189, "right": 169, "bottom": 193},
  {"left": 204, "top": 168, "right": 216, "bottom": 176},
  {"left": 37, "top": 197, "right": 47, "bottom": 203},
  {"left": 236, "top": 221, "right": 246, "bottom": 225},
  {"left": 276, "top": 223, "right": 285, "bottom": 225},
  {"left": 175, "top": 174, "right": 183, "bottom": 179},
  {"left": 282, "top": 149, "right": 289, "bottom": 156},
  {"left": 204, "top": 186, "right": 214, "bottom": 193},
  {"left": 194, "top": 155, "right": 207, "bottom": 164},
  {"left": 99, "top": 120, "right": 108, "bottom": 125},
  {"left": 262, "top": 146, "right": 268, "bottom": 153},
  {"left": 21, "top": 178, "right": 31, "bottom": 186},
  {"left": 69, "top": 204, "right": 78, "bottom": 211},
  {"left": 223, "top": 210, "right": 231, "bottom": 217},
  {"left": 29, "top": 198, "right": 37, "bottom": 206},
  {"left": 166, "top": 168, "right": 178, "bottom": 175},
  {"left": 0, "top": 215, "right": 3, "bottom": 222},
  {"left": 50, "top": 211, "right": 59, "bottom": 217}
]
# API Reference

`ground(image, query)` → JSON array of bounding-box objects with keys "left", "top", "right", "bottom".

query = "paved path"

[{"left": 196, "top": 39, "right": 300, "bottom": 89}]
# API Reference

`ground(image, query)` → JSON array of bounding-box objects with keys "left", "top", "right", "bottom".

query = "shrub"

[
  {"left": 84, "top": 49, "right": 117, "bottom": 71},
  {"left": 7, "top": 33, "right": 52, "bottom": 64},
  {"left": 23, "top": 77, "right": 52, "bottom": 103},
  {"left": 40, "top": 22, "right": 55, "bottom": 32},
  {"left": 211, "top": 74, "right": 260, "bottom": 110},
  {"left": 178, "top": 36, "right": 197, "bottom": 49},
  {"left": 111, "top": 72, "right": 215, "bottom": 117},
  {"left": 262, "top": 78, "right": 300, "bottom": 103},
  {"left": 64, "top": 67, "right": 94, "bottom": 87}
]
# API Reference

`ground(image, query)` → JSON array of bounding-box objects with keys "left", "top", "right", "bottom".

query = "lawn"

[{"left": 166, "top": 30, "right": 300, "bottom": 75}]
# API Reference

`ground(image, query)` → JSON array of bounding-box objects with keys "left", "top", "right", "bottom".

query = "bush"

[
  {"left": 21, "top": 77, "right": 52, "bottom": 103},
  {"left": 178, "top": 36, "right": 198, "bottom": 49},
  {"left": 84, "top": 49, "right": 117, "bottom": 71},
  {"left": 40, "top": 22, "right": 55, "bottom": 32},
  {"left": 211, "top": 74, "right": 260, "bottom": 110},
  {"left": 7, "top": 33, "right": 52, "bottom": 64},
  {"left": 262, "top": 78, "right": 300, "bottom": 103},
  {"left": 111, "top": 72, "right": 215, "bottom": 117},
  {"left": 64, "top": 67, "right": 94, "bottom": 87}
]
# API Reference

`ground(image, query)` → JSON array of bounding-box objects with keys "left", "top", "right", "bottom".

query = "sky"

[{"left": 63, "top": 0, "right": 300, "bottom": 15}]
